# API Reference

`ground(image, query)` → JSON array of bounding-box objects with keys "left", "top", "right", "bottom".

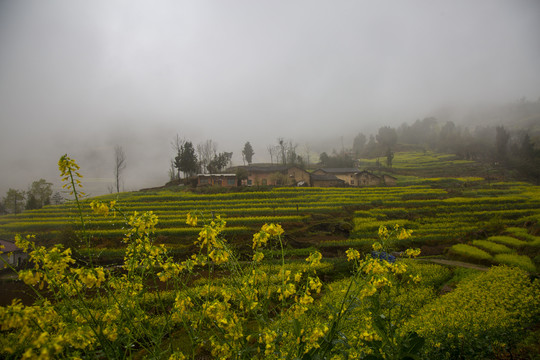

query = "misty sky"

[{"left": 1, "top": 0, "right": 539, "bottom": 197}]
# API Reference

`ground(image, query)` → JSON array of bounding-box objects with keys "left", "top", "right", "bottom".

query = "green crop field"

[
  {"left": 1, "top": 152, "right": 539, "bottom": 359},
  {"left": 1, "top": 176, "right": 539, "bottom": 267}
]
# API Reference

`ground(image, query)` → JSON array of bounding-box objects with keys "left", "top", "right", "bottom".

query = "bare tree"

[
  {"left": 114, "top": 145, "right": 126, "bottom": 193},
  {"left": 168, "top": 159, "right": 177, "bottom": 181},
  {"left": 197, "top": 140, "right": 217, "bottom": 173},
  {"left": 267, "top": 144, "right": 281, "bottom": 165},
  {"left": 267, "top": 145, "right": 275, "bottom": 164},
  {"left": 171, "top": 134, "right": 186, "bottom": 179},
  {"left": 278, "top": 138, "right": 286, "bottom": 165},
  {"left": 304, "top": 143, "right": 311, "bottom": 169},
  {"left": 171, "top": 134, "right": 185, "bottom": 154}
]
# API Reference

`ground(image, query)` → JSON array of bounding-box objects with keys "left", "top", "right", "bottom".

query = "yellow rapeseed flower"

[
  {"left": 398, "top": 228, "right": 413, "bottom": 240},
  {"left": 253, "top": 251, "right": 264, "bottom": 262},
  {"left": 252, "top": 230, "right": 270, "bottom": 249},
  {"left": 306, "top": 251, "right": 322, "bottom": 266},
  {"left": 346, "top": 248, "right": 361, "bottom": 261},
  {"left": 90, "top": 201, "right": 110, "bottom": 216},
  {"left": 186, "top": 213, "right": 198, "bottom": 226},
  {"left": 378, "top": 225, "right": 389, "bottom": 240},
  {"left": 261, "top": 223, "right": 284, "bottom": 236},
  {"left": 404, "top": 248, "right": 421, "bottom": 257}
]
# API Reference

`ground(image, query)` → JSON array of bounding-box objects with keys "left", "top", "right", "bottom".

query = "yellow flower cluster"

[
  {"left": 2, "top": 168, "right": 440, "bottom": 360},
  {"left": 90, "top": 200, "right": 116, "bottom": 217},
  {"left": 252, "top": 230, "right": 270, "bottom": 249},
  {"left": 404, "top": 248, "right": 421, "bottom": 257},
  {"left": 346, "top": 248, "right": 361, "bottom": 261},
  {"left": 408, "top": 266, "right": 540, "bottom": 359},
  {"left": 58, "top": 154, "right": 84, "bottom": 196},
  {"left": 185, "top": 212, "right": 197, "bottom": 226},
  {"left": 15, "top": 235, "right": 78, "bottom": 293},
  {"left": 262, "top": 223, "right": 284, "bottom": 236},
  {"left": 194, "top": 216, "right": 231, "bottom": 265},
  {"left": 252, "top": 223, "right": 284, "bottom": 249},
  {"left": 71, "top": 267, "right": 106, "bottom": 289},
  {"left": 127, "top": 211, "right": 158, "bottom": 237},
  {"left": 306, "top": 251, "right": 322, "bottom": 267}
]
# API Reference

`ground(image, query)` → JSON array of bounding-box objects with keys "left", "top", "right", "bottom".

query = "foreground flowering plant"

[{"left": 0, "top": 155, "right": 429, "bottom": 360}]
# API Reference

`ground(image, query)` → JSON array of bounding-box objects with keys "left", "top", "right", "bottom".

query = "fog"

[{"left": 1, "top": 0, "right": 539, "bottom": 197}]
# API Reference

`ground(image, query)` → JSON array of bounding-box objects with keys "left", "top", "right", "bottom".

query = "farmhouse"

[
  {"left": 310, "top": 173, "right": 345, "bottom": 187},
  {"left": 355, "top": 170, "right": 382, "bottom": 186},
  {"left": 197, "top": 174, "right": 238, "bottom": 187},
  {"left": 313, "top": 168, "right": 397, "bottom": 187},
  {"left": 381, "top": 174, "right": 397, "bottom": 186},
  {"left": 312, "top": 168, "right": 359, "bottom": 186},
  {"left": 0, "top": 239, "right": 27, "bottom": 269},
  {"left": 241, "top": 165, "right": 311, "bottom": 186},
  {"left": 227, "top": 166, "right": 395, "bottom": 188}
]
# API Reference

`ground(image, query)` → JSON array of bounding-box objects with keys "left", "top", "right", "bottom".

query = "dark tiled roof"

[
  {"left": 197, "top": 174, "right": 236, "bottom": 177},
  {"left": 244, "top": 165, "right": 290, "bottom": 173},
  {"left": 317, "top": 168, "right": 360, "bottom": 174},
  {"left": 310, "top": 174, "right": 344, "bottom": 181},
  {"left": 358, "top": 170, "right": 380, "bottom": 179}
]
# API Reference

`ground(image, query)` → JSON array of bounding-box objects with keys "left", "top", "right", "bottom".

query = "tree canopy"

[
  {"left": 207, "top": 152, "right": 233, "bottom": 173},
  {"left": 174, "top": 141, "right": 198, "bottom": 178},
  {"left": 3, "top": 188, "right": 25, "bottom": 214},
  {"left": 242, "top": 142, "right": 254, "bottom": 165}
]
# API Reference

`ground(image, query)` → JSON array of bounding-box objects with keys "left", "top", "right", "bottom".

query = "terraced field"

[
  {"left": 1, "top": 178, "right": 539, "bottom": 271},
  {"left": 1, "top": 155, "right": 540, "bottom": 359},
  {"left": 357, "top": 151, "right": 500, "bottom": 179}
]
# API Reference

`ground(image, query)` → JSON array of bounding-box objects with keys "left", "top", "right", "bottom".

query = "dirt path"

[{"left": 420, "top": 258, "right": 489, "bottom": 271}]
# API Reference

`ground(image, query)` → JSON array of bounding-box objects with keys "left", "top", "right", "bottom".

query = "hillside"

[
  {"left": 1, "top": 151, "right": 538, "bottom": 272},
  {"left": 1, "top": 151, "right": 539, "bottom": 359}
]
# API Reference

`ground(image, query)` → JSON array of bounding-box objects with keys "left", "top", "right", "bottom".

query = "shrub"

[
  {"left": 405, "top": 261, "right": 452, "bottom": 288},
  {"left": 487, "top": 235, "right": 527, "bottom": 247},
  {"left": 493, "top": 253, "right": 537, "bottom": 273},
  {"left": 408, "top": 266, "right": 540, "bottom": 359},
  {"left": 471, "top": 240, "right": 514, "bottom": 254},
  {"left": 449, "top": 244, "right": 493, "bottom": 261},
  {"left": 505, "top": 227, "right": 536, "bottom": 241}
]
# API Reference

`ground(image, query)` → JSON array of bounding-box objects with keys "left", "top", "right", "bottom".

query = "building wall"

[
  {"left": 198, "top": 175, "right": 237, "bottom": 187},
  {"left": 356, "top": 173, "right": 381, "bottom": 186},
  {"left": 248, "top": 172, "right": 277, "bottom": 186},
  {"left": 1, "top": 251, "right": 27, "bottom": 269},
  {"left": 287, "top": 167, "right": 311, "bottom": 186},
  {"left": 311, "top": 179, "right": 343, "bottom": 187},
  {"left": 382, "top": 175, "right": 397, "bottom": 186},
  {"left": 312, "top": 170, "right": 355, "bottom": 186},
  {"left": 248, "top": 170, "right": 302, "bottom": 186},
  {"left": 335, "top": 173, "right": 355, "bottom": 185}
]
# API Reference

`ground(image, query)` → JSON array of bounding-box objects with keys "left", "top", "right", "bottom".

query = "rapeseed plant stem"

[{"left": 59, "top": 154, "right": 92, "bottom": 265}]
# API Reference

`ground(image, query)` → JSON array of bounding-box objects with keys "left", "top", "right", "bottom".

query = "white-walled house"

[{"left": 0, "top": 239, "right": 27, "bottom": 269}]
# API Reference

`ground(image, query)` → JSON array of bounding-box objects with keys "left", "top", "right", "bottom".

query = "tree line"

[
  {"left": 168, "top": 137, "right": 239, "bottom": 180},
  {"left": 0, "top": 179, "right": 62, "bottom": 215},
  {"left": 167, "top": 111, "right": 539, "bottom": 184},
  {"left": 168, "top": 136, "right": 313, "bottom": 182},
  {"left": 348, "top": 117, "right": 540, "bottom": 181}
]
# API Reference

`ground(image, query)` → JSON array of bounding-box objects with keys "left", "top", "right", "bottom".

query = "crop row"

[
  {"left": 449, "top": 234, "right": 539, "bottom": 273},
  {"left": 9, "top": 191, "right": 535, "bottom": 223},
  {"left": 0, "top": 215, "right": 308, "bottom": 233}
]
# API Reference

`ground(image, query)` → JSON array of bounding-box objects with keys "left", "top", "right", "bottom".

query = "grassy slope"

[{"left": 1, "top": 151, "right": 539, "bottom": 271}]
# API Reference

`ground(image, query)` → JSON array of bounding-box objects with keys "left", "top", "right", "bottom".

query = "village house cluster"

[{"left": 196, "top": 166, "right": 397, "bottom": 188}]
